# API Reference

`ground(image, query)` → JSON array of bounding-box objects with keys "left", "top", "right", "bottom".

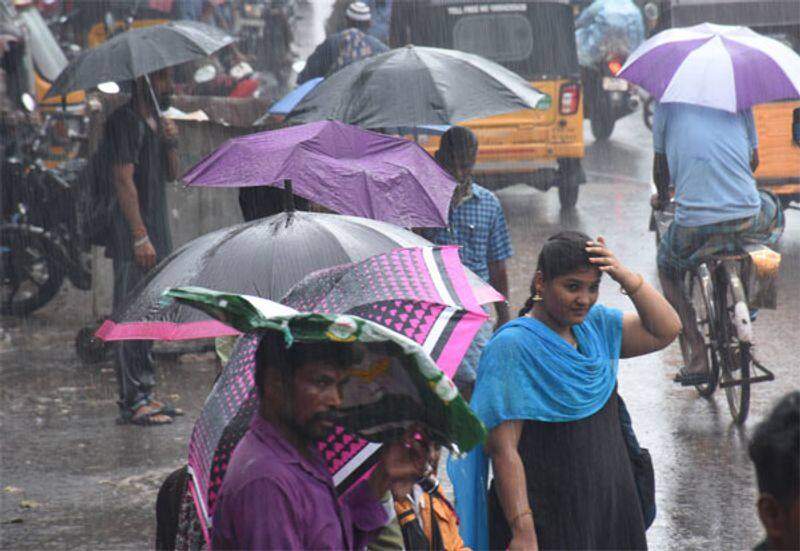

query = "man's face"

[
  {"left": 150, "top": 69, "right": 174, "bottom": 110},
  {"left": 283, "top": 361, "right": 348, "bottom": 441},
  {"left": 444, "top": 154, "right": 476, "bottom": 186}
]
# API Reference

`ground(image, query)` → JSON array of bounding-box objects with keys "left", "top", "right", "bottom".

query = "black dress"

[{"left": 488, "top": 390, "right": 647, "bottom": 550}]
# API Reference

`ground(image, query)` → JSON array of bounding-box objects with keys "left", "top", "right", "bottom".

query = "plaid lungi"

[{"left": 657, "top": 190, "right": 785, "bottom": 278}]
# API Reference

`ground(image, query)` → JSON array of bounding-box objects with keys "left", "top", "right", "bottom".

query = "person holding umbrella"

[
  {"left": 616, "top": 23, "right": 797, "bottom": 386},
  {"left": 104, "top": 67, "right": 181, "bottom": 426},
  {"left": 45, "top": 20, "right": 236, "bottom": 425},
  {"left": 211, "top": 331, "right": 431, "bottom": 550}
]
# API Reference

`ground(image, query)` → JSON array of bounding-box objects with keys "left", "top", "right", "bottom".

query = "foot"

[
  {"left": 674, "top": 366, "right": 711, "bottom": 387},
  {"left": 124, "top": 403, "right": 173, "bottom": 426},
  {"left": 148, "top": 399, "right": 184, "bottom": 417}
]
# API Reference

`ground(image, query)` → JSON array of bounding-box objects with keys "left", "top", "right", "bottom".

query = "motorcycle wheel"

[
  {"left": 0, "top": 225, "right": 65, "bottom": 316},
  {"left": 590, "top": 101, "right": 616, "bottom": 141}
]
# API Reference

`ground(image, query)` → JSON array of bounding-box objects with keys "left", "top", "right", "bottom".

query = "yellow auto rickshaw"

[{"left": 390, "top": 0, "right": 586, "bottom": 208}]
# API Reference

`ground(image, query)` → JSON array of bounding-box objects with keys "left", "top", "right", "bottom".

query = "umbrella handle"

[
  {"left": 283, "top": 179, "right": 295, "bottom": 213},
  {"left": 143, "top": 73, "right": 163, "bottom": 128}
]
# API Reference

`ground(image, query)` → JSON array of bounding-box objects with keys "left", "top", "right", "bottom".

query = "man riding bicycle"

[{"left": 652, "top": 102, "right": 784, "bottom": 387}]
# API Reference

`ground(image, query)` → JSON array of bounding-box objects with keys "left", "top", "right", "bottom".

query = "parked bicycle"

[{"left": 652, "top": 203, "right": 780, "bottom": 424}]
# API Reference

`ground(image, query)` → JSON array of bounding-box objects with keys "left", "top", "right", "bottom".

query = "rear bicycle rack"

[{"left": 719, "top": 356, "right": 775, "bottom": 388}]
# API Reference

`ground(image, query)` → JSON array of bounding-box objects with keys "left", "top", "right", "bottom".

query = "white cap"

[{"left": 345, "top": 1, "right": 371, "bottom": 23}]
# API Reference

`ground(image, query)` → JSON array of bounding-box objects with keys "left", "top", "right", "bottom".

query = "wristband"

[
  {"left": 620, "top": 273, "right": 645, "bottom": 297},
  {"left": 133, "top": 235, "right": 150, "bottom": 249}
]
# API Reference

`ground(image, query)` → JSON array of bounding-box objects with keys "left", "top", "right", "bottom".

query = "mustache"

[{"left": 310, "top": 411, "right": 339, "bottom": 425}]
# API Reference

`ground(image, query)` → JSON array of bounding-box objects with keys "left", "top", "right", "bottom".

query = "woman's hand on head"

[{"left": 585, "top": 236, "right": 638, "bottom": 288}]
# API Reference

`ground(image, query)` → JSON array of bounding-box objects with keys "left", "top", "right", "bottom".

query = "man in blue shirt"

[
  {"left": 652, "top": 103, "right": 782, "bottom": 385},
  {"left": 422, "top": 127, "right": 513, "bottom": 399}
]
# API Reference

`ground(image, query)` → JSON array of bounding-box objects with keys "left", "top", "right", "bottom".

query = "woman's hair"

[
  {"left": 518, "top": 231, "right": 598, "bottom": 317},
  {"left": 434, "top": 126, "right": 478, "bottom": 169}
]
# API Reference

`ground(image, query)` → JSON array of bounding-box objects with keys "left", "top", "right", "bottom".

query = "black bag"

[{"left": 618, "top": 395, "right": 656, "bottom": 529}]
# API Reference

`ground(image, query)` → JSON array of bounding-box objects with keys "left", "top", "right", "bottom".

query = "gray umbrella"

[
  {"left": 286, "top": 45, "right": 550, "bottom": 128},
  {"left": 45, "top": 20, "right": 235, "bottom": 98}
]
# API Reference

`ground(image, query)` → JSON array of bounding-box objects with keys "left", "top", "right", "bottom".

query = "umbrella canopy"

[
  {"left": 45, "top": 20, "right": 235, "bottom": 98},
  {"left": 619, "top": 23, "right": 800, "bottom": 112},
  {"left": 286, "top": 45, "right": 550, "bottom": 128},
  {"left": 268, "top": 77, "right": 323, "bottom": 115},
  {"left": 167, "top": 250, "right": 489, "bottom": 537},
  {"left": 96, "top": 211, "right": 501, "bottom": 341},
  {"left": 183, "top": 121, "right": 457, "bottom": 228}
]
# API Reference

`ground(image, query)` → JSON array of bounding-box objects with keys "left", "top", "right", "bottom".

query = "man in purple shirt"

[{"left": 212, "top": 331, "right": 429, "bottom": 550}]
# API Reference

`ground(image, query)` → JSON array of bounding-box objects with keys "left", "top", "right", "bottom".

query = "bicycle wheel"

[
  {"left": 678, "top": 265, "right": 719, "bottom": 397},
  {"left": 718, "top": 266, "right": 751, "bottom": 425}
]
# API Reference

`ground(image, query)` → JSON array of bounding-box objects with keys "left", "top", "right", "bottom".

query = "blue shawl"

[{"left": 448, "top": 304, "right": 623, "bottom": 550}]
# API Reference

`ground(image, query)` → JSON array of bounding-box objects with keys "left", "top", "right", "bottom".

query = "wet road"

[{"left": 2, "top": 111, "right": 797, "bottom": 549}]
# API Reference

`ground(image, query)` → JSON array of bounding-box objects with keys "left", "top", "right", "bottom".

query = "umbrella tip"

[{"left": 282, "top": 179, "right": 295, "bottom": 213}]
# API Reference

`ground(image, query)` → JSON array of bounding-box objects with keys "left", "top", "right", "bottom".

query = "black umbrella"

[
  {"left": 45, "top": 20, "right": 235, "bottom": 99},
  {"left": 286, "top": 45, "right": 549, "bottom": 128},
  {"left": 96, "top": 208, "right": 496, "bottom": 341}
]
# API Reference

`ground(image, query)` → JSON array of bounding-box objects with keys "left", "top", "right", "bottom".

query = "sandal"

[
  {"left": 673, "top": 366, "right": 711, "bottom": 387},
  {"left": 148, "top": 399, "right": 184, "bottom": 417},
  {"left": 118, "top": 404, "right": 174, "bottom": 426}
]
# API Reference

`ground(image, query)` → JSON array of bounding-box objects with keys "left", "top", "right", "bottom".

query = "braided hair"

[{"left": 518, "top": 231, "right": 599, "bottom": 317}]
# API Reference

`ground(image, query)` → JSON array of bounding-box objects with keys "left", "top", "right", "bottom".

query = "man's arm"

[
  {"left": 652, "top": 153, "right": 671, "bottom": 208},
  {"left": 298, "top": 39, "right": 333, "bottom": 84},
  {"left": 489, "top": 260, "right": 510, "bottom": 328},
  {"left": 160, "top": 117, "right": 180, "bottom": 181},
  {"left": 111, "top": 163, "right": 156, "bottom": 270},
  {"left": 486, "top": 198, "right": 514, "bottom": 328}
]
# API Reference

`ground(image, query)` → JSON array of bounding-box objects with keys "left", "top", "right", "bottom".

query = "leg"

[
  {"left": 112, "top": 259, "right": 170, "bottom": 425},
  {"left": 658, "top": 268, "right": 708, "bottom": 375}
]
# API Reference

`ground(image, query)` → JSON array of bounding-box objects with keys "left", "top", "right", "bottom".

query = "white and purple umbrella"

[{"left": 619, "top": 23, "right": 800, "bottom": 112}]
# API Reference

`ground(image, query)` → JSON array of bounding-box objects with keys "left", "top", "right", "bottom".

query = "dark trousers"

[{"left": 112, "top": 259, "right": 155, "bottom": 412}]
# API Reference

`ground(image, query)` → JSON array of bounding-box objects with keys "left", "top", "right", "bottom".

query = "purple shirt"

[{"left": 211, "top": 414, "right": 388, "bottom": 550}]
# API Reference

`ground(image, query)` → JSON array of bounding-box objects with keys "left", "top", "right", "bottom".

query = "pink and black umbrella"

[
  {"left": 619, "top": 23, "right": 800, "bottom": 112},
  {"left": 175, "top": 247, "right": 502, "bottom": 544}
]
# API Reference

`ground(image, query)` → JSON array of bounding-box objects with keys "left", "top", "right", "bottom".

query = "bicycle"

[{"left": 652, "top": 205, "right": 778, "bottom": 425}]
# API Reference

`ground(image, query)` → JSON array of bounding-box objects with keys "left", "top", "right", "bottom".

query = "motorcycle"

[
  {"left": 1, "top": 95, "right": 91, "bottom": 316},
  {"left": 582, "top": 54, "right": 639, "bottom": 141}
]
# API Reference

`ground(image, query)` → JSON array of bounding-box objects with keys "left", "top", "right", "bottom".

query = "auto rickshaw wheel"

[{"left": 557, "top": 159, "right": 583, "bottom": 209}]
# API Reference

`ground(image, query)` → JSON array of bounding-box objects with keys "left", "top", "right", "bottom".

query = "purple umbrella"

[
  {"left": 183, "top": 120, "right": 457, "bottom": 228},
  {"left": 619, "top": 23, "right": 800, "bottom": 112}
]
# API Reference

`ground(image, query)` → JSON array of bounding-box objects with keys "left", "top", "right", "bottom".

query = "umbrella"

[
  {"left": 45, "top": 20, "right": 235, "bottom": 98},
  {"left": 183, "top": 121, "right": 457, "bottom": 228},
  {"left": 166, "top": 249, "right": 490, "bottom": 539},
  {"left": 268, "top": 77, "right": 323, "bottom": 115},
  {"left": 285, "top": 45, "right": 550, "bottom": 128},
  {"left": 618, "top": 23, "right": 800, "bottom": 112},
  {"left": 96, "top": 210, "right": 501, "bottom": 341}
]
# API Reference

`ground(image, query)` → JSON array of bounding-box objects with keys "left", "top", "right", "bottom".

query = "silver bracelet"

[{"left": 133, "top": 235, "right": 150, "bottom": 248}]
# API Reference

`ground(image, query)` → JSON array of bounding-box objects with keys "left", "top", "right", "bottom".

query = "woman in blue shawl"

[{"left": 449, "top": 231, "right": 681, "bottom": 550}]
